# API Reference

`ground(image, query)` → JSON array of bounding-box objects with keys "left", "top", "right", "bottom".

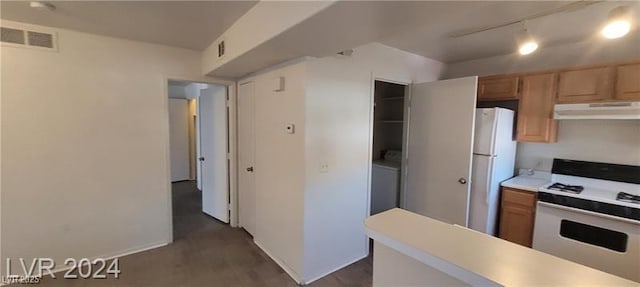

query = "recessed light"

[
  {"left": 519, "top": 41, "right": 538, "bottom": 55},
  {"left": 602, "top": 6, "right": 631, "bottom": 39}
]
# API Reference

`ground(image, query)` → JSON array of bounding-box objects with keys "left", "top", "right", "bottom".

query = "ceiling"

[
  {"left": 1, "top": 1, "right": 636, "bottom": 68},
  {"left": 210, "top": 1, "right": 640, "bottom": 77},
  {"left": 379, "top": 1, "right": 640, "bottom": 63},
  {"left": 0, "top": 1, "right": 257, "bottom": 50}
]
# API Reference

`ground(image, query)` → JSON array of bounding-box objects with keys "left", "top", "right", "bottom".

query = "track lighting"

[
  {"left": 517, "top": 24, "right": 538, "bottom": 55},
  {"left": 602, "top": 6, "right": 631, "bottom": 39}
]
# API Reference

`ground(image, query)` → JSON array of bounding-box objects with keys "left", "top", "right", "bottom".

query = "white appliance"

[
  {"left": 533, "top": 159, "right": 640, "bottom": 282},
  {"left": 554, "top": 102, "right": 640, "bottom": 120},
  {"left": 469, "top": 108, "right": 516, "bottom": 235},
  {"left": 371, "top": 150, "right": 402, "bottom": 215}
]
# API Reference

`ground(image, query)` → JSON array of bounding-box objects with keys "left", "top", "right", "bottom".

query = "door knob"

[
  {"left": 198, "top": 157, "right": 205, "bottom": 162},
  {"left": 246, "top": 166, "right": 254, "bottom": 172},
  {"left": 458, "top": 178, "right": 467, "bottom": 184}
]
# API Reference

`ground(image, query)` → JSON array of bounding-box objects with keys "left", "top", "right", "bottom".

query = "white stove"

[
  {"left": 532, "top": 159, "right": 640, "bottom": 282},
  {"left": 539, "top": 174, "right": 640, "bottom": 210}
]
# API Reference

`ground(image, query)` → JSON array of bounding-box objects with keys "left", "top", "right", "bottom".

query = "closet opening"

[{"left": 370, "top": 80, "right": 408, "bottom": 216}]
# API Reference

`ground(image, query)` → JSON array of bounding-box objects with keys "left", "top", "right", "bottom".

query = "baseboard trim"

[
  {"left": 303, "top": 253, "right": 368, "bottom": 285},
  {"left": 253, "top": 240, "right": 303, "bottom": 284},
  {"left": 1, "top": 240, "right": 171, "bottom": 285}
]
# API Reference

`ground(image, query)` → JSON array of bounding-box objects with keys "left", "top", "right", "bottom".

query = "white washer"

[{"left": 371, "top": 151, "right": 402, "bottom": 215}]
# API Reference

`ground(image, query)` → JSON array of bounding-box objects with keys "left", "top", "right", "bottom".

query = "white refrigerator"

[{"left": 469, "top": 108, "right": 516, "bottom": 235}]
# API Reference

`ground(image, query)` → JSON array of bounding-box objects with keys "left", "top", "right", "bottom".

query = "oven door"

[{"left": 532, "top": 201, "right": 640, "bottom": 282}]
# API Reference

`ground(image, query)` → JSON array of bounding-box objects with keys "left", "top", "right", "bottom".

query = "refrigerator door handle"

[
  {"left": 485, "top": 157, "right": 495, "bottom": 205},
  {"left": 473, "top": 153, "right": 497, "bottom": 157}
]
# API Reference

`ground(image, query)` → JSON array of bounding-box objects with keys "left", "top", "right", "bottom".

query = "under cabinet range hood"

[{"left": 554, "top": 102, "right": 640, "bottom": 120}]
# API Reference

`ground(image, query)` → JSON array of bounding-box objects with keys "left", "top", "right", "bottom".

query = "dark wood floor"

[{"left": 33, "top": 181, "right": 372, "bottom": 286}]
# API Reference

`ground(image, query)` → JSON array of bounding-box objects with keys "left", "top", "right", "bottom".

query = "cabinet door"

[
  {"left": 477, "top": 76, "right": 519, "bottom": 101},
  {"left": 499, "top": 204, "right": 535, "bottom": 247},
  {"left": 557, "top": 66, "right": 614, "bottom": 103},
  {"left": 517, "top": 73, "right": 558, "bottom": 143},
  {"left": 615, "top": 62, "right": 640, "bottom": 101}
]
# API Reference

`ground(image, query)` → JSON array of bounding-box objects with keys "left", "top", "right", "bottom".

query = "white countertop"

[
  {"left": 501, "top": 170, "right": 551, "bottom": 192},
  {"left": 365, "top": 208, "right": 638, "bottom": 287}
]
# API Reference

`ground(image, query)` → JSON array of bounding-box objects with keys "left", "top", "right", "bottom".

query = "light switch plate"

[{"left": 272, "top": 76, "right": 285, "bottom": 92}]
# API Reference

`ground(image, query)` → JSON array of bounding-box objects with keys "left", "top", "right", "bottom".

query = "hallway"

[
  {"left": 172, "top": 181, "right": 224, "bottom": 240},
  {"left": 33, "top": 181, "right": 372, "bottom": 287}
]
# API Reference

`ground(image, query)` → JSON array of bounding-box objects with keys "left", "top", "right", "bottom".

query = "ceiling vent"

[
  {"left": 27, "top": 31, "right": 54, "bottom": 48},
  {"left": 1, "top": 24, "right": 57, "bottom": 51},
  {"left": 1, "top": 27, "right": 25, "bottom": 44}
]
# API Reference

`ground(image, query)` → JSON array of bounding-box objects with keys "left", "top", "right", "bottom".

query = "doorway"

[
  {"left": 370, "top": 80, "right": 408, "bottom": 215},
  {"left": 167, "top": 79, "right": 230, "bottom": 240}
]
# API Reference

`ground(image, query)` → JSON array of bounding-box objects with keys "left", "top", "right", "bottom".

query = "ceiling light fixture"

[
  {"left": 517, "top": 23, "right": 538, "bottom": 56},
  {"left": 29, "top": 1, "right": 56, "bottom": 11},
  {"left": 602, "top": 6, "right": 631, "bottom": 39}
]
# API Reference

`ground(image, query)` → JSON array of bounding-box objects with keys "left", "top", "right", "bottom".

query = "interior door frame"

[
  {"left": 235, "top": 79, "right": 256, "bottom": 234},
  {"left": 162, "top": 75, "right": 238, "bottom": 243},
  {"left": 366, "top": 73, "right": 411, "bottom": 252}
]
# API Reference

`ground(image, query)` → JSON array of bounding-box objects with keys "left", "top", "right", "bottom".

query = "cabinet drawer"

[{"left": 502, "top": 187, "right": 536, "bottom": 207}]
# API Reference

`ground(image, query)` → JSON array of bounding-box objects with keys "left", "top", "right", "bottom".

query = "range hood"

[{"left": 554, "top": 102, "right": 640, "bottom": 120}]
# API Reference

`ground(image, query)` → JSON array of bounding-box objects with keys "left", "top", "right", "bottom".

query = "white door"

[
  {"left": 199, "top": 87, "right": 229, "bottom": 223},
  {"left": 404, "top": 77, "right": 478, "bottom": 226},
  {"left": 237, "top": 81, "right": 256, "bottom": 235}
]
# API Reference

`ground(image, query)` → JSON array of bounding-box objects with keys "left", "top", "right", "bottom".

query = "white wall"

[
  {"left": 251, "top": 62, "right": 307, "bottom": 281},
  {"left": 239, "top": 42, "right": 444, "bottom": 283},
  {"left": 168, "top": 99, "right": 190, "bottom": 182},
  {"left": 516, "top": 120, "right": 640, "bottom": 171},
  {"left": 168, "top": 85, "right": 188, "bottom": 99},
  {"left": 444, "top": 39, "right": 640, "bottom": 171},
  {"left": 303, "top": 42, "right": 443, "bottom": 282},
  {"left": 202, "top": 1, "right": 333, "bottom": 75},
  {"left": 1, "top": 20, "right": 210, "bottom": 274}
]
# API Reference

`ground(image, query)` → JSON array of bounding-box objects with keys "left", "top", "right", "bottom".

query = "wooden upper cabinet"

[
  {"left": 477, "top": 75, "right": 519, "bottom": 101},
  {"left": 557, "top": 65, "right": 614, "bottom": 103},
  {"left": 517, "top": 72, "right": 558, "bottom": 143},
  {"left": 615, "top": 62, "right": 640, "bottom": 101}
]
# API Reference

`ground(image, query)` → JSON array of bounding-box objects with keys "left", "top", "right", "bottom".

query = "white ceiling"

[
  {"left": 211, "top": 1, "right": 640, "bottom": 77},
  {"left": 1, "top": 1, "right": 637, "bottom": 69},
  {"left": 0, "top": 1, "right": 257, "bottom": 50},
  {"left": 379, "top": 1, "right": 640, "bottom": 63}
]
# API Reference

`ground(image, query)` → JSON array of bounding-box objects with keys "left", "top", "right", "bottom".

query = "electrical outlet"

[{"left": 319, "top": 162, "right": 329, "bottom": 173}]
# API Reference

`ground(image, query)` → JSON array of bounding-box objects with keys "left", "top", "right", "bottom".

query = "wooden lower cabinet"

[{"left": 499, "top": 187, "right": 537, "bottom": 247}]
